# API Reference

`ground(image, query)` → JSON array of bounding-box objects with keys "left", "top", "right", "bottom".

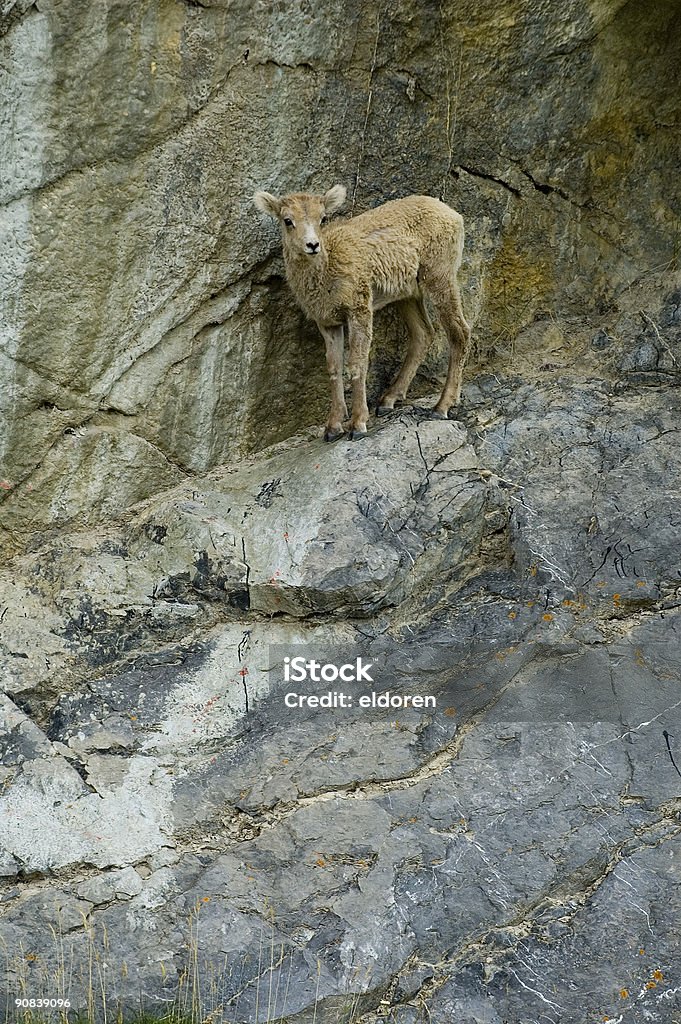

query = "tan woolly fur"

[{"left": 253, "top": 185, "right": 471, "bottom": 441}]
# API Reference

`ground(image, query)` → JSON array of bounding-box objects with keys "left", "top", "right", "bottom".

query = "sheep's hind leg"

[
  {"left": 377, "top": 298, "right": 434, "bottom": 416},
  {"left": 429, "top": 280, "right": 471, "bottom": 420},
  {"left": 320, "top": 325, "right": 347, "bottom": 442}
]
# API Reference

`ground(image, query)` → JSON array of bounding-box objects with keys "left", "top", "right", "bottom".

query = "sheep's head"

[{"left": 253, "top": 185, "right": 346, "bottom": 259}]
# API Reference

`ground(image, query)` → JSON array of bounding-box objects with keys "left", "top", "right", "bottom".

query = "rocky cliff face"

[
  {"left": 1, "top": 1, "right": 680, "bottom": 1023},
  {"left": 1, "top": 0, "right": 679, "bottom": 544},
  {"left": 2, "top": 380, "right": 681, "bottom": 1023}
]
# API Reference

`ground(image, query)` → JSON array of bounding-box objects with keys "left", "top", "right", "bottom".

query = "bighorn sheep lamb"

[{"left": 253, "top": 185, "right": 471, "bottom": 441}]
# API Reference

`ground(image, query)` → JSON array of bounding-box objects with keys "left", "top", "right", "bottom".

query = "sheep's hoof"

[
  {"left": 428, "top": 409, "right": 449, "bottom": 420},
  {"left": 376, "top": 405, "right": 395, "bottom": 417},
  {"left": 349, "top": 429, "right": 368, "bottom": 441},
  {"left": 324, "top": 428, "right": 345, "bottom": 442}
]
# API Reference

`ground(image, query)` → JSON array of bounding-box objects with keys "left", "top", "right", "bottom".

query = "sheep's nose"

[{"left": 306, "top": 240, "right": 320, "bottom": 254}]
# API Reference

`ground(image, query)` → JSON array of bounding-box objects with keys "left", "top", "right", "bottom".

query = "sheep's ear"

[
  {"left": 254, "top": 191, "right": 283, "bottom": 217},
  {"left": 323, "top": 185, "right": 347, "bottom": 216}
]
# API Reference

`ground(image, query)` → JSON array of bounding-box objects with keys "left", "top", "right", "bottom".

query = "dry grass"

[{"left": 5, "top": 900, "right": 373, "bottom": 1024}]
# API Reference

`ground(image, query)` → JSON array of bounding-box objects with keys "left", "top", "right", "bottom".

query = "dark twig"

[{"left": 663, "top": 730, "right": 681, "bottom": 779}]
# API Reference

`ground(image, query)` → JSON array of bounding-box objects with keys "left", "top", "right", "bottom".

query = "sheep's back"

[
  {"left": 349, "top": 196, "right": 461, "bottom": 241},
  {"left": 324, "top": 196, "right": 463, "bottom": 290}
]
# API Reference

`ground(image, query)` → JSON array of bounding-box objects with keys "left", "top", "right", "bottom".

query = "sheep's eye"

[
  {"left": 283, "top": 217, "right": 294, "bottom": 228},
  {"left": 320, "top": 216, "right": 328, "bottom": 225}
]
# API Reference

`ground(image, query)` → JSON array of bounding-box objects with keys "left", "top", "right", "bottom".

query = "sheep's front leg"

[
  {"left": 347, "top": 307, "right": 372, "bottom": 440},
  {"left": 319, "top": 324, "right": 347, "bottom": 442}
]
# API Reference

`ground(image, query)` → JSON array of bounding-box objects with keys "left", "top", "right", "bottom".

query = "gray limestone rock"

[
  {"left": 128, "top": 416, "right": 491, "bottom": 618},
  {"left": 1, "top": 381, "right": 680, "bottom": 1022}
]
